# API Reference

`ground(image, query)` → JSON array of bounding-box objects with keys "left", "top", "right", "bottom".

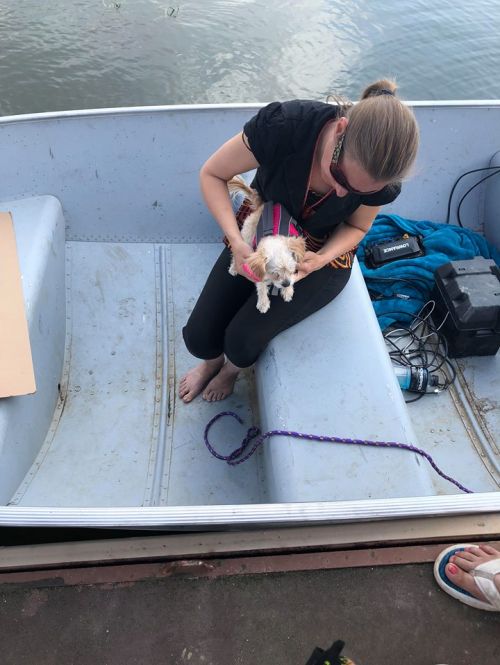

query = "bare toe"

[
  {"left": 452, "top": 551, "right": 477, "bottom": 567},
  {"left": 445, "top": 543, "right": 500, "bottom": 602},
  {"left": 202, "top": 387, "right": 225, "bottom": 402},
  {"left": 178, "top": 358, "right": 224, "bottom": 404},
  {"left": 445, "top": 562, "right": 488, "bottom": 603},
  {"left": 480, "top": 544, "right": 500, "bottom": 556},
  {"left": 202, "top": 363, "right": 239, "bottom": 402}
]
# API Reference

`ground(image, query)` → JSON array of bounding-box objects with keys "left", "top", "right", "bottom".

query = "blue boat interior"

[{"left": 0, "top": 105, "right": 498, "bottom": 513}]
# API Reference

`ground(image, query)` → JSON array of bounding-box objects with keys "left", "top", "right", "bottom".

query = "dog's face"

[{"left": 247, "top": 236, "right": 306, "bottom": 287}]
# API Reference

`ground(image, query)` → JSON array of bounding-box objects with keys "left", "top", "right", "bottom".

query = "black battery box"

[
  {"left": 364, "top": 233, "right": 425, "bottom": 268},
  {"left": 431, "top": 257, "right": 500, "bottom": 357}
]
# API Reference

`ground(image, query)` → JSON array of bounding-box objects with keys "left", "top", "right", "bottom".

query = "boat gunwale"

[
  {"left": 1, "top": 100, "right": 500, "bottom": 125},
  {"left": 0, "top": 492, "right": 499, "bottom": 528}
]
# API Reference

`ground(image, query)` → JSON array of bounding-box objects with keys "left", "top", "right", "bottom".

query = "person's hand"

[
  {"left": 294, "top": 251, "right": 325, "bottom": 282},
  {"left": 230, "top": 239, "right": 256, "bottom": 281}
]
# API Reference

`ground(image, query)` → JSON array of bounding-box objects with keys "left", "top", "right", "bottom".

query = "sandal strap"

[
  {"left": 472, "top": 561, "right": 500, "bottom": 609},
  {"left": 471, "top": 559, "right": 500, "bottom": 579}
]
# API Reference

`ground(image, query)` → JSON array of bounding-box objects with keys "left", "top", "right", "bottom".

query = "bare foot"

[
  {"left": 179, "top": 356, "right": 224, "bottom": 403},
  {"left": 202, "top": 361, "right": 240, "bottom": 401},
  {"left": 445, "top": 544, "right": 500, "bottom": 603}
]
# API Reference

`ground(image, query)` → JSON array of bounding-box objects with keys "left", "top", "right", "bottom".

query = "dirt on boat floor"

[{"left": 0, "top": 548, "right": 499, "bottom": 665}]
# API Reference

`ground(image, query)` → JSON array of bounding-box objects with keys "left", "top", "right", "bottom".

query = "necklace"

[{"left": 302, "top": 122, "right": 336, "bottom": 218}]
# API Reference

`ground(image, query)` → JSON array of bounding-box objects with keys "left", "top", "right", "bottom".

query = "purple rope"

[{"left": 204, "top": 411, "right": 474, "bottom": 494}]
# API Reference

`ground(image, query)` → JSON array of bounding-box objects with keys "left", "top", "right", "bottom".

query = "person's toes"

[
  {"left": 179, "top": 375, "right": 193, "bottom": 396},
  {"left": 464, "top": 546, "right": 483, "bottom": 557},
  {"left": 180, "top": 388, "right": 192, "bottom": 401},
  {"left": 451, "top": 551, "right": 477, "bottom": 568},
  {"left": 450, "top": 555, "right": 475, "bottom": 572},
  {"left": 446, "top": 561, "right": 488, "bottom": 603},
  {"left": 446, "top": 563, "right": 473, "bottom": 594},
  {"left": 478, "top": 544, "right": 499, "bottom": 556},
  {"left": 204, "top": 388, "right": 226, "bottom": 401}
]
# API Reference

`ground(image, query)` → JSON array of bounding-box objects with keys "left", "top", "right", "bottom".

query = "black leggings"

[{"left": 182, "top": 246, "right": 352, "bottom": 368}]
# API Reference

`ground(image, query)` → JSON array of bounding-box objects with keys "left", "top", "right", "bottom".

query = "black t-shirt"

[{"left": 243, "top": 100, "right": 401, "bottom": 238}]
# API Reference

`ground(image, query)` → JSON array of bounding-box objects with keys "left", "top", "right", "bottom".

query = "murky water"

[{"left": 1, "top": 0, "right": 500, "bottom": 115}]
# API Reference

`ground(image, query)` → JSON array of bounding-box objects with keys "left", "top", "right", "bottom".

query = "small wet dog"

[{"left": 227, "top": 176, "right": 306, "bottom": 313}]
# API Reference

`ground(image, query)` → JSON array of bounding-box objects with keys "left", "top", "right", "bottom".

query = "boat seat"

[
  {"left": 255, "top": 259, "right": 437, "bottom": 502},
  {"left": 0, "top": 195, "right": 66, "bottom": 503}
]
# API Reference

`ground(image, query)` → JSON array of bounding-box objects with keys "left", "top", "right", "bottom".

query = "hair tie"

[{"left": 375, "top": 89, "right": 395, "bottom": 97}]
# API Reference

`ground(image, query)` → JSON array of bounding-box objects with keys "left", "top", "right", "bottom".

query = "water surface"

[{"left": 1, "top": 0, "right": 499, "bottom": 115}]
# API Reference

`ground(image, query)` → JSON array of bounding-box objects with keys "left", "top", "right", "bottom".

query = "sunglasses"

[{"left": 329, "top": 133, "right": 382, "bottom": 195}]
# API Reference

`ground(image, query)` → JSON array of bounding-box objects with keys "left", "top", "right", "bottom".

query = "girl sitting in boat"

[{"left": 179, "top": 79, "right": 419, "bottom": 403}]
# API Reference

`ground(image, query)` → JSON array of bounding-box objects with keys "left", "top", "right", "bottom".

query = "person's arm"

[
  {"left": 200, "top": 133, "right": 260, "bottom": 277},
  {"left": 295, "top": 205, "right": 380, "bottom": 280}
]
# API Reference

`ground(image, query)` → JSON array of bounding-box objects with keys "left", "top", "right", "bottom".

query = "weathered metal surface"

[{"left": 0, "top": 543, "right": 499, "bottom": 665}]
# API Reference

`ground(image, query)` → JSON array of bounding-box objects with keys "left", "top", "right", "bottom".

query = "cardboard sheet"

[{"left": 0, "top": 212, "right": 36, "bottom": 398}]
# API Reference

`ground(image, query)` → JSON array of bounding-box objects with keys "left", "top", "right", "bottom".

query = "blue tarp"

[{"left": 357, "top": 215, "right": 500, "bottom": 330}]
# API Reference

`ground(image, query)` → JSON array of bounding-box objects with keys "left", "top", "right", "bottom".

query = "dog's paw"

[
  {"left": 281, "top": 286, "right": 294, "bottom": 302},
  {"left": 228, "top": 263, "right": 237, "bottom": 276},
  {"left": 257, "top": 298, "right": 270, "bottom": 314}
]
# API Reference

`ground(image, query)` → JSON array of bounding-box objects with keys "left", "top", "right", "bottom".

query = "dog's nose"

[{"left": 281, "top": 279, "right": 290, "bottom": 287}]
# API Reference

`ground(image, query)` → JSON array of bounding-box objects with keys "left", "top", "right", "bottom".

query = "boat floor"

[
  {"left": 1, "top": 541, "right": 499, "bottom": 665},
  {"left": 9, "top": 241, "right": 499, "bottom": 507}
]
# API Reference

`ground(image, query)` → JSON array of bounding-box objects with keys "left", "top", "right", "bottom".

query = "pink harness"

[{"left": 243, "top": 202, "right": 301, "bottom": 282}]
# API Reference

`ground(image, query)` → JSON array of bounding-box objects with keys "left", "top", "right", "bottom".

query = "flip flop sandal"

[{"left": 434, "top": 543, "right": 500, "bottom": 612}]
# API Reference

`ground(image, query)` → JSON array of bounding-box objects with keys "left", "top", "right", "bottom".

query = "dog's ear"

[
  {"left": 246, "top": 249, "right": 267, "bottom": 280},
  {"left": 227, "top": 177, "right": 261, "bottom": 209},
  {"left": 287, "top": 237, "right": 307, "bottom": 262}
]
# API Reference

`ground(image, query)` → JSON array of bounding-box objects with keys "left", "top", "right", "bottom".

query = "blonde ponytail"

[
  {"left": 344, "top": 78, "right": 419, "bottom": 181},
  {"left": 360, "top": 78, "right": 398, "bottom": 100}
]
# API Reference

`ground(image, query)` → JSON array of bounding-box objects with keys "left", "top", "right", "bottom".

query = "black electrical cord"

[
  {"left": 388, "top": 314, "right": 446, "bottom": 372},
  {"left": 446, "top": 166, "right": 500, "bottom": 226},
  {"left": 381, "top": 307, "right": 456, "bottom": 402},
  {"left": 457, "top": 168, "right": 500, "bottom": 228}
]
